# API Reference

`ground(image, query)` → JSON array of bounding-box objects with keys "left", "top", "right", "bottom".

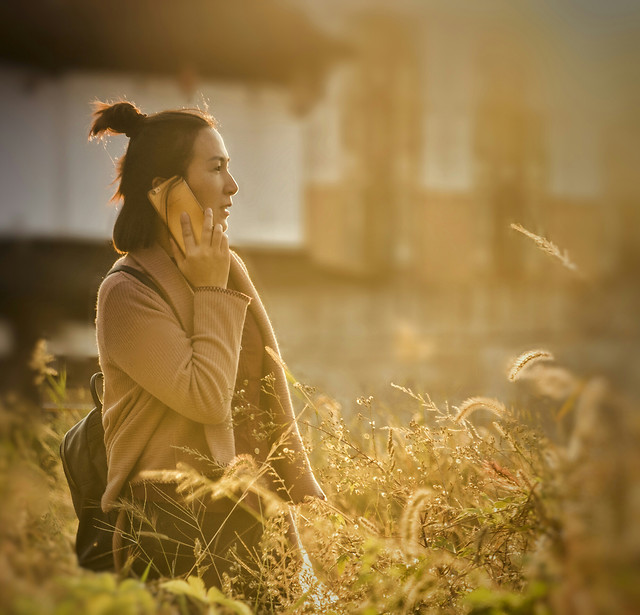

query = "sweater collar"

[{"left": 124, "top": 243, "right": 252, "bottom": 327}]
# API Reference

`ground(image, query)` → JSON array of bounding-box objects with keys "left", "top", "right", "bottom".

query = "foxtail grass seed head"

[
  {"left": 399, "top": 488, "right": 434, "bottom": 554},
  {"left": 29, "top": 339, "right": 58, "bottom": 384},
  {"left": 508, "top": 349, "right": 555, "bottom": 381},
  {"left": 510, "top": 223, "right": 583, "bottom": 276},
  {"left": 455, "top": 397, "right": 507, "bottom": 423}
]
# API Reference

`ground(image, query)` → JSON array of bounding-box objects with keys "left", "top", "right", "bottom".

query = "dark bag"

[{"left": 59, "top": 264, "right": 168, "bottom": 571}]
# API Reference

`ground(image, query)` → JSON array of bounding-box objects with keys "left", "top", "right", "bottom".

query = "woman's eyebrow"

[{"left": 207, "top": 156, "right": 229, "bottom": 163}]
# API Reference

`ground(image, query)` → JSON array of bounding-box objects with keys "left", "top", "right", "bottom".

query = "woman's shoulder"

[
  {"left": 97, "top": 262, "right": 163, "bottom": 311},
  {"left": 230, "top": 249, "right": 250, "bottom": 275}
]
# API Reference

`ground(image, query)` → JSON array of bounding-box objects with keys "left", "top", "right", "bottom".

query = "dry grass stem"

[
  {"left": 455, "top": 397, "right": 507, "bottom": 422},
  {"left": 510, "top": 223, "right": 583, "bottom": 277},
  {"left": 508, "top": 349, "right": 555, "bottom": 381}
]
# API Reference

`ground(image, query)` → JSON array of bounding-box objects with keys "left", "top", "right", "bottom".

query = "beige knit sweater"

[{"left": 95, "top": 243, "right": 325, "bottom": 512}]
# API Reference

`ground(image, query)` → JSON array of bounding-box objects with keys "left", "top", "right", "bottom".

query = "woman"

[{"left": 91, "top": 101, "right": 325, "bottom": 588}]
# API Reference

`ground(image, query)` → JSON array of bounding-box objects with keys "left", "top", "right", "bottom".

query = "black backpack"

[{"left": 59, "top": 264, "right": 169, "bottom": 571}]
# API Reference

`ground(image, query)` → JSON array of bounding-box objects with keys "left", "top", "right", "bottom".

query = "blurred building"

[
  {"left": 0, "top": 0, "right": 347, "bottom": 396},
  {"left": 1, "top": 0, "right": 638, "bottom": 403},
  {"left": 295, "top": 1, "right": 640, "bottom": 404},
  {"left": 300, "top": 1, "right": 640, "bottom": 285}
]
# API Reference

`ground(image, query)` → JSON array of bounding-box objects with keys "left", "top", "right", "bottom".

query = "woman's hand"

[{"left": 170, "top": 207, "right": 230, "bottom": 288}]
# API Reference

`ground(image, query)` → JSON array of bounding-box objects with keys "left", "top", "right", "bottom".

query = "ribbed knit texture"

[{"left": 96, "top": 243, "right": 325, "bottom": 512}]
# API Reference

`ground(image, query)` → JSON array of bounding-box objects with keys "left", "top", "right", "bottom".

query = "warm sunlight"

[{"left": 1, "top": 1, "right": 639, "bottom": 613}]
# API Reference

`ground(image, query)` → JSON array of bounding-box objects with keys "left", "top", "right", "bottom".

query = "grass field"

[{"left": 1, "top": 334, "right": 638, "bottom": 615}]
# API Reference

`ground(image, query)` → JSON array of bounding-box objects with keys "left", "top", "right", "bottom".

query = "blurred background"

[{"left": 0, "top": 0, "right": 638, "bottom": 416}]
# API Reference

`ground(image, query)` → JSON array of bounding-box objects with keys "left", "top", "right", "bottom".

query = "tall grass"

[
  {"left": 1, "top": 336, "right": 638, "bottom": 615},
  {"left": 0, "top": 222, "right": 636, "bottom": 613}
]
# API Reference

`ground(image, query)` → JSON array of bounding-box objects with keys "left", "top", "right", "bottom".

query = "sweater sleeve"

[{"left": 100, "top": 275, "right": 251, "bottom": 425}]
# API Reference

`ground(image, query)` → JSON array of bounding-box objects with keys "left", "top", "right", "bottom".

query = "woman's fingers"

[
  {"left": 174, "top": 217, "right": 229, "bottom": 288},
  {"left": 200, "top": 208, "right": 214, "bottom": 246},
  {"left": 180, "top": 211, "right": 197, "bottom": 251},
  {"left": 212, "top": 223, "right": 224, "bottom": 250}
]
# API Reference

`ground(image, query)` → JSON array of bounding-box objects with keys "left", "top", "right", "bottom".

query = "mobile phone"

[{"left": 147, "top": 176, "right": 204, "bottom": 256}]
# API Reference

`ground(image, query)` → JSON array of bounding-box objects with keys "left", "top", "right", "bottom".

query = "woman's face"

[{"left": 184, "top": 127, "right": 238, "bottom": 232}]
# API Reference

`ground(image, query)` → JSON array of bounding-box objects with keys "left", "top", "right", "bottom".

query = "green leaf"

[
  {"left": 161, "top": 578, "right": 206, "bottom": 603},
  {"left": 118, "top": 579, "right": 146, "bottom": 593},
  {"left": 187, "top": 576, "right": 207, "bottom": 597},
  {"left": 464, "top": 586, "right": 497, "bottom": 607},
  {"left": 140, "top": 561, "right": 153, "bottom": 584},
  {"left": 206, "top": 586, "right": 254, "bottom": 615},
  {"left": 336, "top": 553, "right": 350, "bottom": 575},
  {"left": 493, "top": 500, "right": 511, "bottom": 510},
  {"left": 290, "top": 590, "right": 312, "bottom": 610}
]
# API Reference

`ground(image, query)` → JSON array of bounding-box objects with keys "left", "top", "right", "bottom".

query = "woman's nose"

[{"left": 225, "top": 172, "right": 239, "bottom": 196}]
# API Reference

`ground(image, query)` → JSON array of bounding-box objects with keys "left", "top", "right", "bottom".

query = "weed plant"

[{"left": 0, "top": 337, "right": 638, "bottom": 614}]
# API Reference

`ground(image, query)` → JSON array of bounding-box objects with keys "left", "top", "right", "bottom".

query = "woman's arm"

[{"left": 100, "top": 274, "right": 250, "bottom": 425}]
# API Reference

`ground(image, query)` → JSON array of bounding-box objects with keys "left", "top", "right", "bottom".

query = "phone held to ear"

[{"left": 147, "top": 176, "right": 204, "bottom": 256}]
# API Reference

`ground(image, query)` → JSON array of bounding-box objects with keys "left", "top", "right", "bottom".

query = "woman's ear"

[{"left": 151, "top": 177, "right": 167, "bottom": 189}]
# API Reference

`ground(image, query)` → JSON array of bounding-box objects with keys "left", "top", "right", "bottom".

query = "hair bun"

[{"left": 90, "top": 101, "right": 147, "bottom": 140}]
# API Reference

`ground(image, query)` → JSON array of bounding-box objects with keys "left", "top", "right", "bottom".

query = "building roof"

[{"left": 0, "top": 0, "right": 348, "bottom": 83}]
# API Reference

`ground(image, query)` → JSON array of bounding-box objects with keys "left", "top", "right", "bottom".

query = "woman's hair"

[{"left": 90, "top": 100, "right": 216, "bottom": 254}]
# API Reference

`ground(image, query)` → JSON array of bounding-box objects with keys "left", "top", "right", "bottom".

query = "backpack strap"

[
  {"left": 90, "top": 263, "right": 178, "bottom": 412},
  {"left": 106, "top": 264, "right": 169, "bottom": 304},
  {"left": 89, "top": 373, "right": 103, "bottom": 410}
]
